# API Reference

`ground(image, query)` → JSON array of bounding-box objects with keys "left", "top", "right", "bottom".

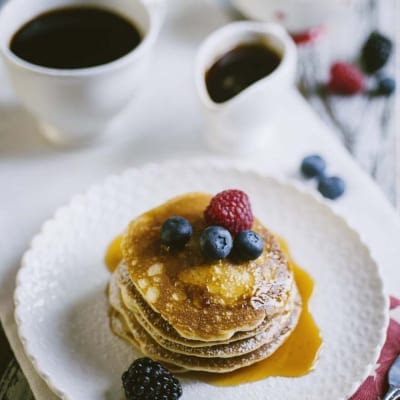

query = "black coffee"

[
  {"left": 10, "top": 6, "right": 142, "bottom": 69},
  {"left": 205, "top": 43, "right": 281, "bottom": 103}
]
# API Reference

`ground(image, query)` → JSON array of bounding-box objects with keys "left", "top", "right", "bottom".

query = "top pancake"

[{"left": 122, "top": 192, "right": 295, "bottom": 341}]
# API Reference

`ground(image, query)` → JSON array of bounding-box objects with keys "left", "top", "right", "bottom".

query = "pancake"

[
  {"left": 108, "top": 191, "right": 302, "bottom": 372},
  {"left": 117, "top": 261, "right": 299, "bottom": 347},
  {"left": 109, "top": 299, "right": 302, "bottom": 373},
  {"left": 121, "top": 193, "right": 295, "bottom": 341},
  {"left": 109, "top": 265, "right": 301, "bottom": 358},
  {"left": 109, "top": 310, "right": 186, "bottom": 374},
  {"left": 117, "top": 261, "right": 284, "bottom": 347}
]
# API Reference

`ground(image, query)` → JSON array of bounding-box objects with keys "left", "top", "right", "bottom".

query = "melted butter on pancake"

[{"left": 178, "top": 263, "right": 254, "bottom": 306}]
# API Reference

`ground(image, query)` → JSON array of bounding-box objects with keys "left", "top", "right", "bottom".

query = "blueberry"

[
  {"left": 376, "top": 77, "right": 396, "bottom": 96},
  {"left": 160, "top": 216, "right": 192, "bottom": 248},
  {"left": 199, "top": 226, "right": 233, "bottom": 260},
  {"left": 234, "top": 230, "right": 264, "bottom": 260},
  {"left": 318, "top": 176, "right": 346, "bottom": 200},
  {"left": 301, "top": 155, "right": 326, "bottom": 178}
]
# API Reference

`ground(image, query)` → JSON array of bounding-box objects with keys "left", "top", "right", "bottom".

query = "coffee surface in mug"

[
  {"left": 10, "top": 6, "right": 142, "bottom": 69},
  {"left": 206, "top": 43, "right": 281, "bottom": 103}
]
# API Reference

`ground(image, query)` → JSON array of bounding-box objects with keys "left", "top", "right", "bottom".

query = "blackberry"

[
  {"left": 122, "top": 357, "right": 182, "bottom": 400},
  {"left": 361, "top": 31, "right": 393, "bottom": 74}
]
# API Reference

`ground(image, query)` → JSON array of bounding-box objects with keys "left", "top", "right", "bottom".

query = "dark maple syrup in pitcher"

[
  {"left": 205, "top": 43, "right": 281, "bottom": 103},
  {"left": 10, "top": 6, "right": 142, "bottom": 69}
]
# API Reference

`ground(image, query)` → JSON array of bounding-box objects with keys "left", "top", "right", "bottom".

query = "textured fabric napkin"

[{"left": 350, "top": 297, "right": 400, "bottom": 399}]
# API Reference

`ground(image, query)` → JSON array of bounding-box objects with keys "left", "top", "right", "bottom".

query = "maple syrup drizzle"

[
  {"left": 105, "top": 235, "right": 123, "bottom": 273},
  {"left": 105, "top": 235, "right": 322, "bottom": 385},
  {"left": 201, "top": 238, "right": 322, "bottom": 386}
]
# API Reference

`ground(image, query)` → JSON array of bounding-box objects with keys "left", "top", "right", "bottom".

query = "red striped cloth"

[{"left": 350, "top": 297, "right": 400, "bottom": 399}]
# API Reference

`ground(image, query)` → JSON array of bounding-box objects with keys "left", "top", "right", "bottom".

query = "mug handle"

[
  {"left": 142, "top": 0, "right": 164, "bottom": 5},
  {"left": 141, "top": 0, "right": 166, "bottom": 13},
  {"left": 141, "top": 0, "right": 166, "bottom": 30}
]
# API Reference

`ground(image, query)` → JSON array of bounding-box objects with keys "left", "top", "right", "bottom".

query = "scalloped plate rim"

[{"left": 14, "top": 159, "right": 389, "bottom": 400}]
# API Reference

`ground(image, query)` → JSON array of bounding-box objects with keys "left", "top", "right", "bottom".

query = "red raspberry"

[
  {"left": 291, "top": 26, "right": 324, "bottom": 45},
  {"left": 328, "top": 62, "right": 364, "bottom": 95},
  {"left": 204, "top": 190, "right": 254, "bottom": 235}
]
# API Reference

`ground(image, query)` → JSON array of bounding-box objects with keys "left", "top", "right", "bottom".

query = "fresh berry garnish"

[
  {"left": 160, "top": 216, "right": 192, "bottom": 248},
  {"left": 375, "top": 77, "right": 396, "bottom": 96},
  {"left": 291, "top": 26, "right": 323, "bottom": 45},
  {"left": 234, "top": 230, "right": 264, "bottom": 260},
  {"left": 301, "top": 154, "right": 326, "bottom": 178},
  {"left": 318, "top": 176, "right": 346, "bottom": 200},
  {"left": 361, "top": 31, "right": 393, "bottom": 74},
  {"left": 199, "top": 226, "right": 233, "bottom": 260},
  {"left": 328, "top": 62, "right": 364, "bottom": 95},
  {"left": 122, "top": 357, "right": 182, "bottom": 400},
  {"left": 204, "top": 189, "right": 253, "bottom": 235}
]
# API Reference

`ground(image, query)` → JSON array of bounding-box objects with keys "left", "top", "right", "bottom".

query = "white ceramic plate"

[{"left": 15, "top": 161, "right": 388, "bottom": 400}]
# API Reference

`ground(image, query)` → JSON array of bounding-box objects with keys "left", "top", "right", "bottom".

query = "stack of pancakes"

[{"left": 108, "top": 193, "right": 301, "bottom": 373}]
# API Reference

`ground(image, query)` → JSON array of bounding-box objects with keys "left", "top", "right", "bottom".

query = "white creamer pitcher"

[{"left": 195, "top": 22, "right": 297, "bottom": 155}]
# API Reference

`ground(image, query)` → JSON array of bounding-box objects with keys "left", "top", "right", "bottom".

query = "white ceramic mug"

[
  {"left": 0, "top": 0, "right": 163, "bottom": 146},
  {"left": 195, "top": 22, "right": 297, "bottom": 155},
  {"left": 231, "top": 0, "right": 351, "bottom": 34}
]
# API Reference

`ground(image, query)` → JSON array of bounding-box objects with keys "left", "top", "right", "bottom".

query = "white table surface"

[{"left": 0, "top": 0, "right": 399, "bottom": 399}]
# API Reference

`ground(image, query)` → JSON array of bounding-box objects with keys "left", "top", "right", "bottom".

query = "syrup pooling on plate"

[
  {"left": 105, "top": 235, "right": 123, "bottom": 273},
  {"left": 202, "top": 238, "right": 322, "bottom": 385}
]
